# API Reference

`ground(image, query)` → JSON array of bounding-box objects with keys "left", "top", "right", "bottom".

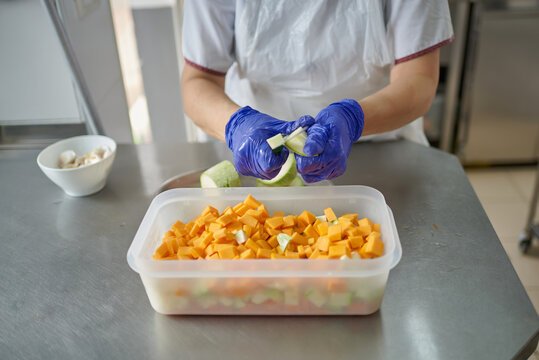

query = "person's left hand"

[{"left": 296, "top": 99, "right": 364, "bottom": 183}]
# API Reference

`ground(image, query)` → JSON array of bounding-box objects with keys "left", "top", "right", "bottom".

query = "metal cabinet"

[{"left": 456, "top": 3, "right": 539, "bottom": 164}]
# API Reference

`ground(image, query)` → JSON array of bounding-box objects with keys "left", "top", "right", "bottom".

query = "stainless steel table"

[{"left": 1, "top": 140, "right": 538, "bottom": 359}]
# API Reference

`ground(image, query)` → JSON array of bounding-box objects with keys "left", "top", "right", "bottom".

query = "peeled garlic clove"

[{"left": 58, "top": 150, "right": 76, "bottom": 168}]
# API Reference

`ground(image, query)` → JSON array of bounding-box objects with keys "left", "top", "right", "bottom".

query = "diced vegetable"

[
  {"left": 277, "top": 233, "right": 292, "bottom": 252},
  {"left": 235, "top": 230, "right": 247, "bottom": 244},
  {"left": 153, "top": 193, "right": 384, "bottom": 262},
  {"left": 266, "top": 133, "right": 286, "bottom": 150},
  {"left": 284, "top": 128, "right": 308, "bottom": 156}
]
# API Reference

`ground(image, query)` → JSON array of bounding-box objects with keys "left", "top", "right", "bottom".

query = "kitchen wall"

[{"left": 0, "top": 0, "right": 80, "bottom": 126}]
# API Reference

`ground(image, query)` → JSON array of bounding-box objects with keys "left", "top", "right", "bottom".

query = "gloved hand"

[
  {"left": 225, "top": 106, "right": 314, "bottom": 180},
  {"left": 296, "top": 99, "right": 364, "bottom": 183}
]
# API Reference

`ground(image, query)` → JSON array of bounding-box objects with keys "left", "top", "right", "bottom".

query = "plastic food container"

[{"left": 127, "top": 186, "right": 401, "bottom": 315}]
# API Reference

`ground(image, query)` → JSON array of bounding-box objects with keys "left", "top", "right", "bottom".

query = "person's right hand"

[
  {"left": 225, "top": 106, "right": 314, "bottom": 180},
  {"left": 296, "top": 99, "right": 364, "bottom": 183}
]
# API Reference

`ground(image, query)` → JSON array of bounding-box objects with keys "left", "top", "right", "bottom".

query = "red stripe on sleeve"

[
  {"left": 184, "top": 58, "right": 227, "bottom": 76},
  {"left": 395, "top": 36, "right": 455, "bottom": 65}
]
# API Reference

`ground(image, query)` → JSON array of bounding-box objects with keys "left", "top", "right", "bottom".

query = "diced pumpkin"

[
  {"left": 239, "top": 214, "right": 259, "bottom": 228},
  {"left": 267, "top": 235, "right": 279, "bottom": 248},
  {"left": 245, "top": 239, "right": 260, "bottom": 252},
  {"left": 226, "top": 221, "right": 243, "bottom": 232},
  {"left": 357, "top": 224, "right": 372, "bottom": 237},
  {"left": 309, "top": 248, "right": 321, "bottom": 259},
  {"left": 208, "top": 222, "right": 223, "bottom": 233},
  {"left": 364, "top": 236, "right": 384, "bottom": 257},
  {"left": 256, "top": 239, "right": 272, "bottom": 250},
  {"left": 298, "top": 210, "right": 316, "bottom": 226},
  {"left": 281, "top": 228, "right": 293, "bottom": 236},
  {"left": 285, "top": 251, "right": 300, "bottom": 259},
  {"left": 153, "top": 242, "right": 170, "bottom": 260},
  {"left": 244, "top": 194, "right": 261, "bottom": 209},
  {"left": 190, "top": 247, "right": 205, "bottom": 259},
  {"left": 348, "top": 236, "right": 364, "bottom": 249},
  {"left": 283, "top": 215, "right": 296, "bottom": 228},
  {"left": 256, "top": 204, "right": 270, "bottom": 221},
  {"left": 265, "top": 217, "right": 284, "bottom": 229},
  {"left": 177, "top": 247, "right": 192, "bottom": 257},
  {"left": 256, "top": 248, "right": 273, "bottom": 259},
  {"left": 327, "top": 224, "right": 342, "bottom": 242},
  {"left": 358, "top": 217, "right": 374, "bottom": 228},
  {"left": 328, "top": 245, "right": 347, "bottom": 259},
  {"left": 304, "top": 246, "right": 313, "bottom": 258},
  {"left": 213, "top": 228, "right": 232, "bottom": 243},
  {"left": 291, "top": 232, "right": 309, "bottom": 245},
  {"left": 165, "top": 236, "right": 179, "bottom": 254},
  {"left": 216, "top": 213, "right": 235, "bottom": 226},
  {"left": 324, "top": 208, "right": 337, "bottom": 222},
  {"left": 316, "top": 221, "right": 329, "bottom": 236},
  {"left": 303, "top": 224, "right": 318, "bottom": 239},
  {"left": 234, "top": 203, "right": 249, "bottom": 216},
  {"left": 218, "top": 246, "right": 238, "bottom": 259},
  {"left": 317, "top": 236, "right": 330, "bottom": 252},
  {"left": 240, "top": 249, "right": 256, "bottom": 259}
]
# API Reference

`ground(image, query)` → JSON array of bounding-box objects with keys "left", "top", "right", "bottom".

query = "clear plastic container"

[{"left": 127, "top": 186, "right": 402, "bottom": 315}]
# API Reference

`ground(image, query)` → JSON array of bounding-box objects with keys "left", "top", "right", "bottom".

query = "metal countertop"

[{"left": 1, "top": 140, "right": 537, "bottom": 359}]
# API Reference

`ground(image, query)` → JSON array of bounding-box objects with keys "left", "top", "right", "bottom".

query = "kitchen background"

[{"left": 0, "top": 0, "right": 537, "bottom": 333}]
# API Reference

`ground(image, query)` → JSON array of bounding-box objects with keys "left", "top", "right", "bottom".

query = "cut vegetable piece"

[
  {"left": 288, "top": 175, "right": 305, "bottom": 186},
  {"left": 200, "top": 160, "right": 241, "bottom": 188},
  {"left": 285, "top": 126, "right": 306, "bottom": 142},
  {"left": 328, "top": 293, "right": 353, "bottom": 308},
  {"left": 266, "top": 133, "right": 285, "bottom": 150},
  {"left": 285, "top": 130, "right": 308, "bottom": 156},
  {"left": 277, "top": 233, "right": 292, "bottom": 252},
  {"left": 256, "top": 174, "right": 305, "bottom": 187},
  {"left": 235, "top": 230, "right": 247, "bottom": 244},
  {"left": 305, "top": 289, "right": 327, "bottom": 308},
  {"left": 257, "top": 152, "right": 297, "bottom": 186}
]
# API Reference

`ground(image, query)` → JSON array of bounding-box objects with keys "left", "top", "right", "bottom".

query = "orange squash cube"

[
  {"left": 244, "top": 194, "right": 261, "bottom": 209},
  {"left": 239, "top": 214, "right": 259, "bottom": 228},
  {"left": 328, "top": 245, "right": 347, "bottom": 259},
  {"left": 324, "top": 208, "right": 337, "bottom": 222},
  {"left": 328, "top": 224, "right": 342, "bottom": 242},
  {"left": 317, "top": 236, "right": 330, "bottom": 252}
]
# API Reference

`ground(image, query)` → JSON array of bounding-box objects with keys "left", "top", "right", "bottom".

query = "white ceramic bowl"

[{"left": 37, "top": 135, "right": 117, "bottom": 197}]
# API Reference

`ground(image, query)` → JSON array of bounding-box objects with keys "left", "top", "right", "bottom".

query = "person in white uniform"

[{"left": 181, "top": 1, "right": 454, "bottom": 182}]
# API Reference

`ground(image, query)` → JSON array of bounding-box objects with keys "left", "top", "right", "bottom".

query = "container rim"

[{"left": 127, "top": 186, "right": 402, "bottom": 278}]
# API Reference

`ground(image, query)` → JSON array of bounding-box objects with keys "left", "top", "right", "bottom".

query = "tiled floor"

[{"left": 465, "top": 165, "right": 539, "bottom": 359}]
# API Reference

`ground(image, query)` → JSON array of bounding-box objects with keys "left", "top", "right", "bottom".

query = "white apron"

[{"left": 224, "top": 0, "right": 429, "bottom": 145}]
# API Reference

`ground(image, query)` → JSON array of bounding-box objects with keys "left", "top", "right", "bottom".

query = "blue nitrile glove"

[
  {"left": 225, "top": 106, "right": 314, "bottom": 180},
  {"left": 296, "top": 99, "right": 364, "bottom": 183}
]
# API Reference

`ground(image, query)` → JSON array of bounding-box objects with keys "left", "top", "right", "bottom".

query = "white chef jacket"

[{"left": 182, "top": 0, "right": 454, "bottom": 145}]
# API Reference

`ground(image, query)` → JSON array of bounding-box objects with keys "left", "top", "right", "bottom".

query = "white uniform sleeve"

[
  {"left": 384, "top": 0, "right": 454, "bottom": 64},
  {"left": 182, "top": 0, "right": 236, "bottom": 75}
]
